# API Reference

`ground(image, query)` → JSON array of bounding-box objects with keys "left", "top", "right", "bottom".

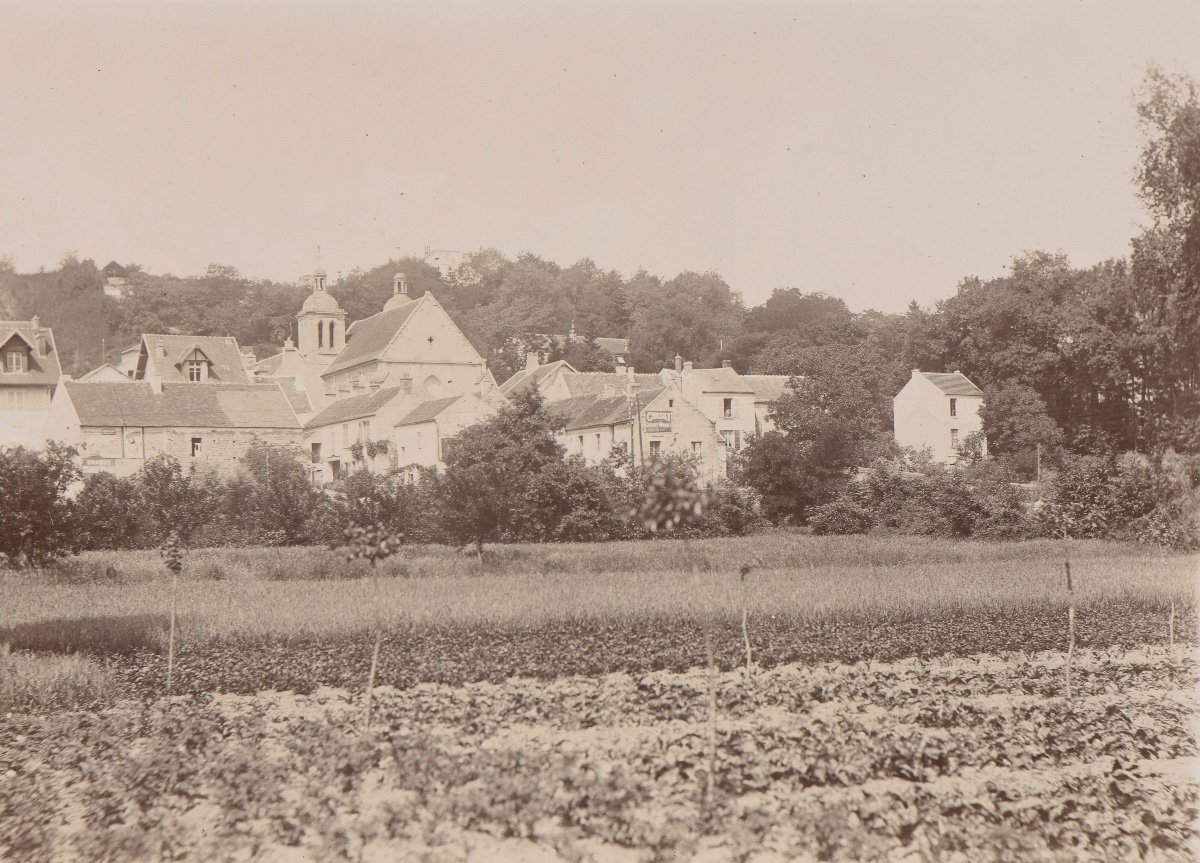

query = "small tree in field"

[
  {"left": 0, "top": 442, "right": 81, "bottom": 567},
  {"left": 342, "top": 522, "right": 403, "bottom": 731},
  {"left": 159, "top": 530, "right": 184, "bottom": 712}
]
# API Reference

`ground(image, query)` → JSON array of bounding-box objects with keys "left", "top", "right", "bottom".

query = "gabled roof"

[
  {"left": 323, "top": 299, "right": 422, "bottom": 376},
  {"left": 499, "top": 360, "right": 575, "bottom": 397},
  {"left": 305, "top": 386, "right": 405, "bottom": 429},
  {"left": 62, "top": 382, "right": 300, "bottom": 429},
  {"left": 740, "top": 374, "right": 794, "bottom": 403},
  {"left": 593, "top": 337, "right": 629, "bottom": 356},
  {"left": 549, "top": 387, "right": 666, "bottom": 432},
  {"left": 922, "top": 372, "right": 984, "bottom": 397},
  {"left": 395, "top": 395, "right": 463, "bottom": 427},
  {"left": 0, "top": 320, "right": 62, "bottom": 386},
  {"left": 560, "top": 371, "right": 661, "bottom": 399},
  {"left": 139, "top": 334, "right": 250, "bottom": 383},
  {"left": 251, "top": 351, "right": 284, "bottom": 375},
  {"left": 276, "top": 379, "right": 313, "bottom": 417},
  {"left": 79, "top": 363, "right": 133, "bottom": 383},
  {"left": 686, "top": 366, "right": 754, "bottom": 393}
]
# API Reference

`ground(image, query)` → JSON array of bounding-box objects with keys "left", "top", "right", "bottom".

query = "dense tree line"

[{"left": 0, "top": 65, "right": 1193, "bottom": 465}]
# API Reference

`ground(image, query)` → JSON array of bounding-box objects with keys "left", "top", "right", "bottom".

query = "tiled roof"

[
  {"left": 741, "top": 374, "right": 794, "bottom": 402},
  {"left": 593, "top": 337, "right": 629, "bottom": 356},
  {"left": 922, "top": 372, "right": 984, "bottom": 397},
  {"left": 499, "top": 360, "right": 575, "bottom": 397},
  {"left": 0, "top": 321, "right": 62, "bottom": 386},
  {"left": 561, "top": 372, "right": 661, "bottom": 398},
  {"left": 323, "top": 299, "right": 422, "bottom": 376},
  {"left": 686, "top": 366, "right": 754, "bottom": 393},
  {"left": 140, "top": 334, "right": 250, "bottom": 383},
  {"left": 63, "top": 382, "right": 301, "bottom": 429},
  {"left": 396, "top": 395, "right": 463, "bottom": 427},
  {"left": 305, "top": 386, "right": 405, "bottom": 429},
  {"left": 251, "top": 351, "right": 284, "bottom": 375},
  {"left": 276, "top": 379, "right": 313, "bottom": 416},
  {"left": 549, "top": 388, "right": 664, "bottom": 431}
]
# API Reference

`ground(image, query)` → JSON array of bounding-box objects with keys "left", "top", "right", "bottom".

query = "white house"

[
  {"left": 893, "top": 369, "right": 987, "bottom": 463},
  {"left": 0, "top": 317, "right": 61, "bottom": 450}
]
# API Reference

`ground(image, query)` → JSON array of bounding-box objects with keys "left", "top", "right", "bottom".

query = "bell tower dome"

[{"left": 297, "top": 268, "right": 347, "bottom": 359}]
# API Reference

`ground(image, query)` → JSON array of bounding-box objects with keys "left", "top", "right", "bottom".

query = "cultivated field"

[{"left": 2, "top": 534, "right": 1197, "bottom": 861}]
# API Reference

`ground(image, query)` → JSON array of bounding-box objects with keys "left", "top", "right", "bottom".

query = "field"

[{"left": 2, "top": 534, "right": 1197, "bottom": 861}]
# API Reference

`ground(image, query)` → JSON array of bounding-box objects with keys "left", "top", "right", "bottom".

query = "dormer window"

[
  {"left": 186, "top": 360, "right": 206, "bottom": 382},
  {"left": 5, "top": 349, "right": 26, "bottom": 373}
]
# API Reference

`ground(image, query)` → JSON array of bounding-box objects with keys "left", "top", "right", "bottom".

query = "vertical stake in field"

[
  {"left": 739, "top": 562, "right": 754, "bottom": 677},
  {"left": 344, "top": 523, "right": 403, "bottom": 733},
  {"left": 159, "top": 531, "right": 184, "bottom": 714},
  {"left": 1062, "top": 530, "right": 1074, "bottom": 701}
]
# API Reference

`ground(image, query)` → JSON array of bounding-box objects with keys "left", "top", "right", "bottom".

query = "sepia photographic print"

[{"left": 1, "top": 1, "right": 1199, "bottom": 860}]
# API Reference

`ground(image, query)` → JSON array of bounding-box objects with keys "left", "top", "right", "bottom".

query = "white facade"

[{"left": 893, "top": 370, "right": 987, "bottom": 463}]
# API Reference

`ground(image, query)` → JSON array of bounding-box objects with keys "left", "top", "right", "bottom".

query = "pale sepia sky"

[{"left": 1, "top": 1, "right": 1197, "bottom": 312}]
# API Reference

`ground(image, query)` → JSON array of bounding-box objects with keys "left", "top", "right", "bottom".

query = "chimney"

[
  {"left": 525, "top": 351, "right": 539, "bottom": 372},
  {"left": 953, "top": 369, "right": 962, "bottom": 375},
  {"left": 157, "top": 340, "right": 166, "bottom": 358},
  {"left": 683, "top": 361, "right": 693, "bottom": 373},
  {"left": 722, "top": 360, "right": 732, "bottom": 369},
  {"left": 625, "top": 365, "right": 635, "bottom": 395},
  {"left": 393, "top": 272, "right": 408, "bottom": 297},
  {"left": 30, "top": 315, "right": 39, "bottom": 330},
  {"left": 674, "top": 354, "right": 683, "bottom": 373},
  {"left": 912, "top": 369, "right": 921, "bottom": 378},
  {"left": 397, "top": 372, "right": 413, "bottom": 394}
]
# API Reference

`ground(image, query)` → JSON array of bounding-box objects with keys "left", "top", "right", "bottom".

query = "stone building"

[
  {"left": 0, "top": 317, "right": 61, "bottom": 450},
  {"left": 45, "top": 380, "right": 303, "bottom": 477}
]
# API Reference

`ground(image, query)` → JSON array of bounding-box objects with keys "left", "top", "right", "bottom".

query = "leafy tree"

[
  {"left": 238, "top": 442, "right": 321, "bottom": 545},
  {"left": 628, "top": 270, "right": 744, "bottom": 370},
  {"left": 978, "top": 383, "right": 1065, "bottom": 478},
  {"left": 0, "top": 443, "right": 81, "bottom": 566},
  {"left": 75, "top": 472, "right": 142, "bottom": 550},
  {"left": 134, "top": 454, "right": 220, "bottom": 545},
  {"left": 438, "top": 388, "right": 567, "bottom": 556}
]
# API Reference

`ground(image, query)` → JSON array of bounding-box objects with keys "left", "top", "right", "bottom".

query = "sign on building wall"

[{"left": 643, "top": 410, "right": 672, "bottom": 432}]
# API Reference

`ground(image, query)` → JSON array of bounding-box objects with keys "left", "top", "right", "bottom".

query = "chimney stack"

[
  {"left": 525, "top": 351, "right": 539, "bottom": 372},
  {"left": 912, "top": 369, "right": 921, "bottom": 378},
  {"left": 393, "top": 272, "right": 408, "bottom": 297},
  {"left": 30, "top": 315, "right": 39, "bottom": 330},
  {"left": 683, "top": 361, "right": 693, "bottom": 373},
  {"left": 722, "top": 360, "right": 732, "bottom": 369},
  {"left": 157, "top": 340, "right": 166, "bottom": 358},
  {"left": 674, "top": 354, "right": 683, "bottom": 373}
]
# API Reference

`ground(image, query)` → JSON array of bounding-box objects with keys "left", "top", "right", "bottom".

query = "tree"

[
  {"left": 0, "top": 443, "right": 81, "bottom": 566},
  {"left": 134, "top": 455, "right": 220, "bottom": 545},
  {"left": 239, "top": 442, "right": 321, "bottom": 544},
  {"left": 75, "top": 472, "right": 142, "bottom": 549},
  {"left": 438, "top": 389, "right": 567, "bottom": 556},
  {"left": 627, "top": 271, "right": 744, "bottom": 369},
  {"left": 978, "top": 383, "right": 1065, "bottom": 478}
]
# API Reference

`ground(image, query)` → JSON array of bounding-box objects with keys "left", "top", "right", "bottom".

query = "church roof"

[
  {"left": 139, "top": 334, "right": 250, "bottom": 383},
  {"left": 301, "top": 288, "right": 343, "bottom": 313},
  {"left": 323, "top": 298, "right": 422, "bottom": 376},
  {"left": 63, "top": 381, "right": 300, "bottom": 429}
]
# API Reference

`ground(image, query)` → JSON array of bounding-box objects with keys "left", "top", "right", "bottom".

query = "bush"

[
  {"left": 0, "top": 442, "right": 81, "bottom": 567},
  {"left": 809, "top": 496, "right": 873, "bottom": 535},
  {"left": 75, "top": 472, "right": 144, "bottom": 550}
]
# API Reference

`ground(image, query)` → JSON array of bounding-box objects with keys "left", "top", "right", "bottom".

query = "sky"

[{"left": 1, "top": 1, "right": 1197, "bottom": 313}]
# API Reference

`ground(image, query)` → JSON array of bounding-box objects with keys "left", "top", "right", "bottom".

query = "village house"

[
  {"left": 893, "top": 369, "right": 987, "bottom": 463},
  {"left": 548, "top": 372, "right": 727, "bottom": 483},
  {"left": 392, "top": 391, "right": 499, "bottom": 479},
  {"left": 79, "top": 363, "right": 135, "bottom": 383},
  {"left": 740, "top": 374, "right": 794, "bottom": 435},
  {"left": 45, "top": 380, "right": 304, "bottom": 477},
  {"left": 662, "top": 358, "right": 758, "bottom": 454},
  {"left": 0, "top": 317, "right": 61, "bottom": 450}
]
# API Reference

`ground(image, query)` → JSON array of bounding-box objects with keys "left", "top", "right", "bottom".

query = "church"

[{"left": 252, "top": 270, "right": 504, "bottom": 484}]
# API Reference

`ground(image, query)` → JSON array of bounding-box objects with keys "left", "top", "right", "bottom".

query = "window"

[
  {"left": 649, "top": 440, "right": 661, "bottom": 457},
  {"left": 358, "top": 420, "right": 369, "bottom": 443},
  {"left": 342, "top": 423, "right": 349, "bottom": 449},
  {"left": 311, "top": 442, "right": 322, "bottom": 464},
  {"left": 595, "top": 433, "right": 601, "bottom": 452},
  {"left": 949, "top": 398, "right": 957, "bottom": 417},
  {"left": 318, "top": 321, "right": 324, "bottom": 348},
  {"left": 328, "top": 321, "right": 336, "bottom": 348},
  {"left": 186, "top": 360, "right": 205, "bottom": 382},
  {"left": 668, "top": 399, "right": 674, "bottom": 408},
  {"left": 691, "top": 441, "right": 703, "bottom": 454},
  {"left": 5, "top": 390, "right": 25, "bottom": 410},
  {"left": 578, "top": 435, "right": 584, "bottom": 451},
  {"left": 5, "top": 350, "right": 26, "bottom": 373},
  {"left": 190, "top": 437, "right": 202, "bottom": 457},
  {"left": 722, "top": 398, "right": 733, "bottom": 418},
  {"left": 721, "top": 429, "right": 741, "bottom": 450},
  {"left": 950, "top": 428, "right": 959, "bottom": 449}
]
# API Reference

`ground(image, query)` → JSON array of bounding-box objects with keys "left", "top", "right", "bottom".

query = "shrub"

[
  {"left": 75, "top": 472, "right": 144, "bottom": 550},
  {"left": 134, "top": 454, "right": 220, "bottom": 546},
  {"left": 0, "top": 442, "right": 81, "bottom": 567},
  {"left": 809, "top": 496, "right": 873, "bottom": 535}
]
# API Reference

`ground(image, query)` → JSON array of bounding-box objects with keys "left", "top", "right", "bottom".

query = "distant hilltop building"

[
  {"left": 421, "top": 246, "right": 469, "bottom": 278},
  {"left": 893, "top": 369, "right": 987, "bottom": 463},
  {"left": 101, "top": 261, "right": 130, "bottom": 299}
]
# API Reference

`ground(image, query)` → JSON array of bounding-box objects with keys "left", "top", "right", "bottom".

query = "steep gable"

[{"left": 137, "top": 334, "right": 251, "bottom": 383}]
